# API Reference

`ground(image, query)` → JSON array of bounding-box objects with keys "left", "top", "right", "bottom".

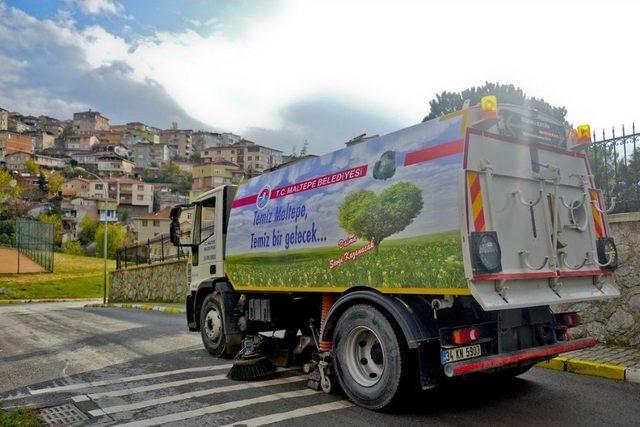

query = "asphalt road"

[{"left": 1, "top": 302, "right": 639, "bottom": 426}]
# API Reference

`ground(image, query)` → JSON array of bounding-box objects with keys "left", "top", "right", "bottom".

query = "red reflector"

[
  {"left": 557, "top": 313, "right": 582, "bottom": 328},
  {"left": 452, "top": 326, "right": 481, "bottom": 345}
]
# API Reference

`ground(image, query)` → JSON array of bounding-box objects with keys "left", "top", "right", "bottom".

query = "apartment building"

[
  {"left": 132, "top": 208, "right": 172, "bottom": 243},
  {"left": 5, "top": 151, "right": 33, "bottom": 172},
  {"left": 160, "top": 129, "right": 193, "bottom": 159},
  {"left": 192, "top": 131, "right": 241, "bottom": 151},
  {"left": 199, "top": 139, "right": 283, "bottom": 173},
  {"left": 191, "top": 160, "right": 242, "bottom": 199},
  {"left": 34, "top": 154, "right": 67, "bottom": 170},
  {"left": 37, "top": 115, "right": 65, "bottom": 137},
  {"left": 96, "top": 155, "right": 135, "bottom": 176},
  {"left": 87, "top": 178, "right": 154, "bottom": 218},
  {"left": 0, "top": 131, "right": 35, "bottom": 162},
  {"left": 0, "top": 108, "right": 7, "bottom": 131},
  {"left": 132, "top": 142, "right": 169, "bottom": 168},
  {"left": 61, "top": 196, "right": 100, "bottom": 241},
  {"left": 66, "top": 135, "right": 99, "bottom": 151},
  {"left": 61, "top": 177, "right": 92, "bottom": 198},
  {"left": 73, "top": 111, "right": 110, "bottom": 134},
  {"left": 28, "top": 131, "right": 55, "bottom": 151}
]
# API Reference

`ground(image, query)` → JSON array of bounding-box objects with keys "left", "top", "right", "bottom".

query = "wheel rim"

[
  {"left": 343, "top": 326, "right": 385, "bottom": 387},
  {"left": 204, "top": 307, "right": 222, "bottom": 343}
]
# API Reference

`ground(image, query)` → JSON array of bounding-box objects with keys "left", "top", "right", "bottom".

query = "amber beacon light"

[
  {"left": 577, "top": 124, "right": 592, "bottom": 144},
  {"left": 481, "top": 95, "right": 498, "bottom": 120}
]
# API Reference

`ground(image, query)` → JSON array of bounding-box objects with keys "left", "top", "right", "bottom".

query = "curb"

[
  {"left": 537, "top": 357, "right": 639, "bottom": 383},
  {"left": 0, "top": 298, "right": 102, "bottom": 305},
  {"left": 86, "top": 302, "right": 185, "bottom": 314}
]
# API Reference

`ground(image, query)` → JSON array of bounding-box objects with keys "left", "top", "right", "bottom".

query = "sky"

[{"left": 1, "top": 0, "right": 639, "bottom": 155}]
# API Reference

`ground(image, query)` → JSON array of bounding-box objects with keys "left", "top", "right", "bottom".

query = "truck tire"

[
  {"left": 333, "top": 304, "right": 409, "bottom": 410},
  {"left": 200, "top": 294, "right": 232, "bottom": 358}
]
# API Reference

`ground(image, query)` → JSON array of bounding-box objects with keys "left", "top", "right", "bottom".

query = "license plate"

[{"left": 440, "top": 344, "right": 482, "bottom": 364}]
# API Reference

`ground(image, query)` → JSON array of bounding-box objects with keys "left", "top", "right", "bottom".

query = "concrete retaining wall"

[
  {"left": 109, "top": 259, "right": 188, "bottom": 303},
  {"left": 559, "top": 212, "right": 640, "bottom": 347}
]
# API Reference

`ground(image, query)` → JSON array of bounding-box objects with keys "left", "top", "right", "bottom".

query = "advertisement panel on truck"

[{"left": 226, "top": 114, "right": 470, "bottom": 293}]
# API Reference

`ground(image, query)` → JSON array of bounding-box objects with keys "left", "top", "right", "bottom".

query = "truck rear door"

[{"left": 462, "top": 129, "right": 618, "bottom": 310}]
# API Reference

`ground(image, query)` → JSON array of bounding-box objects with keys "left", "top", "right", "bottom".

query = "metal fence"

[
  {"left": 588, "top": 124, "right": 640, "bottom": 214},
  {"left": 116, "top": 233, "right": 187, "bottom": 269},
  {"left": 16, "top": 219, "right": 54, "bottom": 272}
]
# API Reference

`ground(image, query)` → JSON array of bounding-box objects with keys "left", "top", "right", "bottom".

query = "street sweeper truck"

[{"left": 170, "top": 96, "right": 619, "bottom": 410}]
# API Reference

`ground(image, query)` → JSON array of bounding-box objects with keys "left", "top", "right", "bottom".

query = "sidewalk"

[
  {"left": 86, "top": 302, "right": 185, "bottom": 314},
  {"left": 538, "top": 344, "right": 640, "bottom": 383}
]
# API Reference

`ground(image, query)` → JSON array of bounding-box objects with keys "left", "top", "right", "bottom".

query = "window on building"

[
  {"left": 137, "top": 185, "right": 144, "bottom": 191},
  {"left": 247, "top": 156, "right": 252, "bottom": 160},
  {"left": 137, "top": 195, "right": 144, "bottom": 201},
  {"left": 153, "top": 220, "right": 160, "bottom": 227},
  {"left": 95, "top": 183, "right": 103, "bottom": 190},
  {"left": 142, "top": 220, "right": 148, "bottom": 227}
]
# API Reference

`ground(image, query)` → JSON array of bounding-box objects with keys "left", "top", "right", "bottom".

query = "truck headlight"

[
  {"left": 471, "top": 232, "right": 502, "bottom": 274},
  {"left": 596, "top": 237, "right": 618, "bottom": 269}
]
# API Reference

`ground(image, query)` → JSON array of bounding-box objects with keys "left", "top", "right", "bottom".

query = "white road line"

[
  {"left": 28, "top": 364, "right": 233, "bottom": 395},
  {"left": 90, "top": 375, "right": 307, "bottom": 417},
  {"left": 219, "top": 400, "right": 355, "bottom": 427},
  {"left": 79, "top": 374, "right": 228, "bottom": 399},
  {"left": 77, "top": 367, "right": 298, "bottom": 400},
  {"left": 116, "top": 388, "right": 320, "bottom": 427}
]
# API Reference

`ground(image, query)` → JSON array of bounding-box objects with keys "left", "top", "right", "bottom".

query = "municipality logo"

[{"left": 256, "top": 186, "right": 271, "bottom": 209}]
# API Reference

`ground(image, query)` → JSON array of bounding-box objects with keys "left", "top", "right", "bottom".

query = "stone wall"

[
  {"left": 559, "top": 212, "right": 640, "bottom": 347},
  {"left": 109, "top": 259, "right": 188, "bottom": 303}
]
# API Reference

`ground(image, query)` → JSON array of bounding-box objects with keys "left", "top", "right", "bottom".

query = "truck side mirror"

[{"left": 169, "top": 206, "right": 183, "bottom": 247}]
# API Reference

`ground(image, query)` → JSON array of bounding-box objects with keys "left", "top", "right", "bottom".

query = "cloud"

[
  {"left": 71, "top": 0, "right": 123, "bottom": 16},
  {"left": 2, "top": 0, "right": 640, "bottom": 156}
]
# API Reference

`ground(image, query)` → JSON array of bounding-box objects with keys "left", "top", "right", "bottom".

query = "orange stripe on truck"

[
  {"left": 468, "top": 172, "right": 486, "bottom": 232},
  {"left": 589, "top": 189, "right": 605, "bottom": 238}
]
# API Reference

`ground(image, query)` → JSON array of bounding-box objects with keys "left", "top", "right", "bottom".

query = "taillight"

[
  {"left": 556, "top": 312, "right": 582, "bottom": 328},
  {"left": 452, "top": 326, "right": 481, "bottom": 345}
]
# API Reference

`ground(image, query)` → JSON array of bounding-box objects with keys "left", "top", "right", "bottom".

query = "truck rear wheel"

[
  {"left": 200, "top": 294, "right": 232, "bottom": 358},
  {"left": 333, "top": 304, "right": 408, "bottom": 410}
]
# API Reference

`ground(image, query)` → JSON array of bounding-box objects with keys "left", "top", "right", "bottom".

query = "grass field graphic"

[{"left": 226, "top": 230, "right": 465, "bottom": 289}]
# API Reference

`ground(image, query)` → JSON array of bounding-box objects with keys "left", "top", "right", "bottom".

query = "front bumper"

[{"left": 444, "top": 337, "right": 597, "bottom": 377}]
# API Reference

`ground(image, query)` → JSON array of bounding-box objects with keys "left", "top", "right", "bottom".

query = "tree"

[
  {"left": 39, "top": 213, "right": 62, "bottom": 247},
  {"left": 338, "top": 182, "right": 423, "bottom": 250},
  {"left": 423, "top": 82, "right": 568, "bottom": 124},
  {"left": 142, "top": 162, "right": 192, "bottom": 195},
  {"left": 38, "top": 172, "right": 49, "bottom": 194},
  {"left": 26, "top": 160, "right": 40, "bottom": 175},
  {"left": 45, "top": 171, "right": 65, "bottom": 194},
  {"left": 94, "top": 223, "right": 127, "bottom": 259},
  {"left": 78, "top": 215, "right": 99, "bottom": 246}
]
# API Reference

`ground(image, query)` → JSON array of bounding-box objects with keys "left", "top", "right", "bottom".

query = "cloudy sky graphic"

[{"left": 226, "top": 115, "right": 464, "bottom": 254}]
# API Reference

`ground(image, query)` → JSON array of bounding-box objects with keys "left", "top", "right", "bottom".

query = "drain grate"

[{"left": 38, "top": 403, "right": 88, "bottom": 426}]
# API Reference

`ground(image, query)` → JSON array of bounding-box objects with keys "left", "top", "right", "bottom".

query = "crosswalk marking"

[
  {"left": 28, "top": 364, "right": 233, "bottom": 395},
  {"left": 89, "top": 375, "right": 308, "bottom": 416},
  {"left": 219, "top": 400, "right": 355, "bottom": 427},
  {"left": 76, "top": 373, "right": 227, "bottom": 400},
  {"left": 75, "top": 367, "right": 298, "bottom": 400},
  {"left": 117, "top": 388, "right": 320, "bottom": 427}
]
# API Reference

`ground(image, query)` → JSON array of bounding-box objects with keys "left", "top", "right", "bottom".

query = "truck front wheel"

[
  {"left": 333, "top": 304, "right": 409, "bottom": 410},
  {"left": 200, "top": 294, "right": 232, "bottom": 358}
]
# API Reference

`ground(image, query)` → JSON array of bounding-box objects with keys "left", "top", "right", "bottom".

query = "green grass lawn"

[
  {"left": 0, "top": 408, "right": 43, "bottom": 426},
  {"left": 0, "top": 252, "right": 115, "bottom": 300},
  {"left": 226, "top": 230, "right": 466, "bottom": 289}
]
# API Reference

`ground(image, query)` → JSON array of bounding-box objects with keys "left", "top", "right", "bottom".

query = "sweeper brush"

[
  {"left": 227, "top": 356, "right": 275, "bottom": 380},
  {"left": 227, "top": 335, "right": 276, "bottom": 380}
]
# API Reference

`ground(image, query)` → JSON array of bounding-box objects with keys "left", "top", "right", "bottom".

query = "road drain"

[{"left": 38, "top": 403, "right": 88, "bottom": 426}]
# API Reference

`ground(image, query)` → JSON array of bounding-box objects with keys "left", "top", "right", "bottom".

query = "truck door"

[{"left": 191, "top": 192, "right": 225, "bottom": 287}]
